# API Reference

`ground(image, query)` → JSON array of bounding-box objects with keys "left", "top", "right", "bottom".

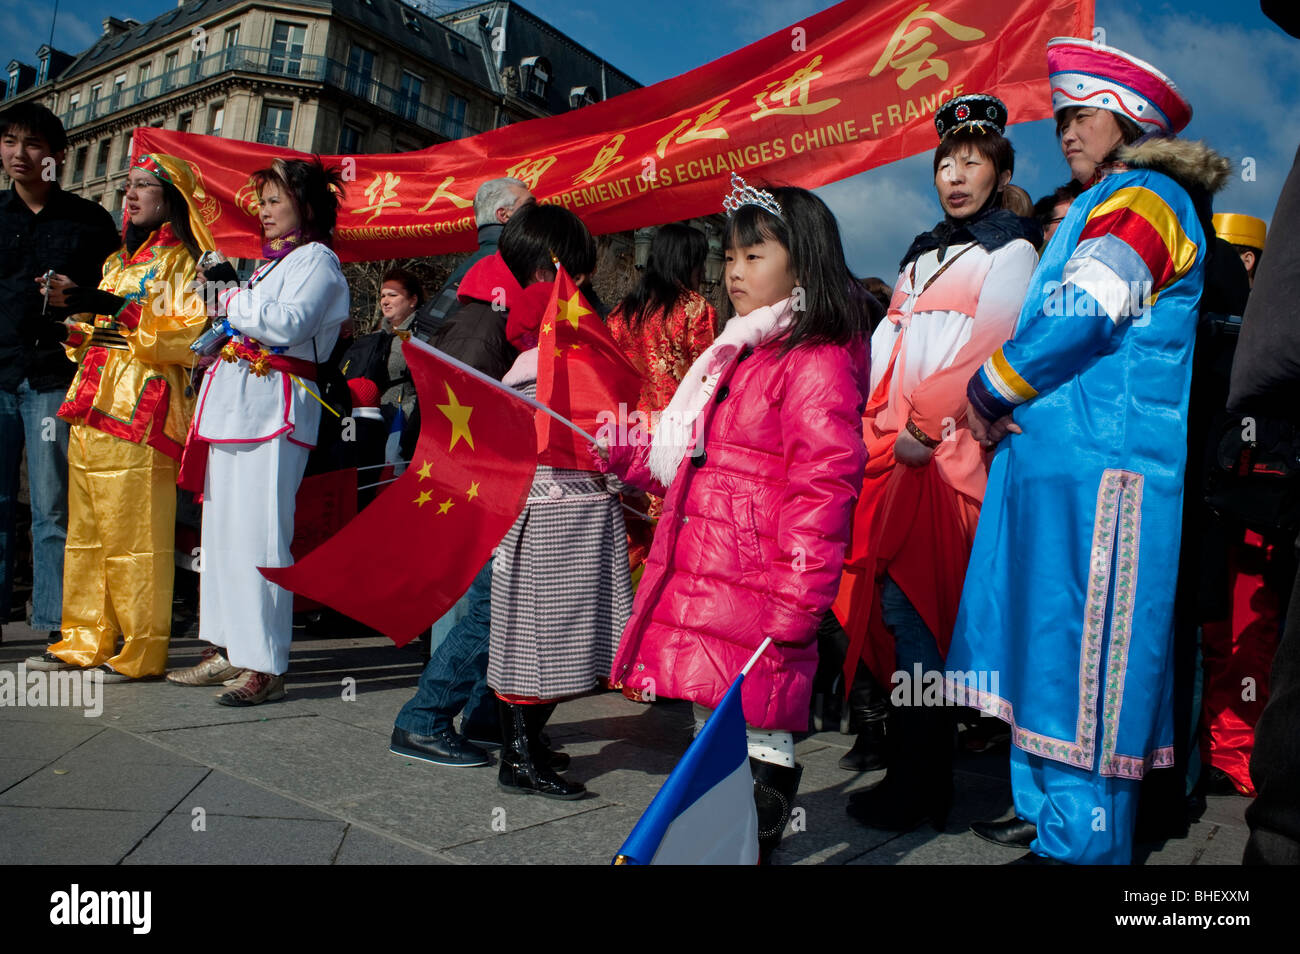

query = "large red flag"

[
  {"left": 133, "top": 0, "right": 1093, "bottom": 261},
  {"left": 260, "top": 340, "right": 537, "bottom": 645},
  {"left": 536, "top": 266, "right": 643, "bottom": 470}
]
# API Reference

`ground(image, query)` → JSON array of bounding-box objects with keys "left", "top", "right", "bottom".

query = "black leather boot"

[
  {"left": 839, "top": 716, "right": 889, "bottom": 772},
  {"left": 524, "top": 701, "right": 571, "bottom": 770},
  {"left": 752, "top": 758, "right": 803, "bottom": 864},
  {"left": 845, "top": 704, "right": 952, "bottom": 831},
  {"left": 497, "top": 701, "right": 585, "bottom": 800}
]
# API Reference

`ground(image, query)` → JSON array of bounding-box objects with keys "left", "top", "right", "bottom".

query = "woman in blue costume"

[{"left": 946, "top": 38, "right": 1231, "bottom": 864}]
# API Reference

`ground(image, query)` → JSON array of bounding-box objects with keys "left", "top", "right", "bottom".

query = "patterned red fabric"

[{"left": 606, "top": 291, "right": 719, "bottom": 426}]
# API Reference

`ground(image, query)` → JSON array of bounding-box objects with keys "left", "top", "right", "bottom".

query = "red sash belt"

[{"left": 224, "top": 339, "right": 317, "bottom": 380}]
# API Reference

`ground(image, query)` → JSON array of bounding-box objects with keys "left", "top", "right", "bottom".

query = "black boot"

[
  {"left": 845, "top": 704, "right": 952, "bottom": 831},
  {"left": 752, "top": 758, "right": 803, "bottom": 864},
  {"left": 839, "top": 717, "right": 889, "bottom": 772},
  {"left": 524, "top": 702, "right": 571, "bottom": 771},
  {"left": 497, "top": 701, "right": 585, "bottom": 800}
]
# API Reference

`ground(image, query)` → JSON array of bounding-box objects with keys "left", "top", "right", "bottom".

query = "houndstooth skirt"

[{"left": 487, "top": 463, "right": 633, "bottom": 698}]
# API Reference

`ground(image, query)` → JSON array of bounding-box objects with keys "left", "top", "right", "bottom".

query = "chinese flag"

[
  {"left": 260, "top": 340, "right": 538, "bottom": 646},
  {"left": 536, "top": 266, "right": 642, "bottom": 469}
]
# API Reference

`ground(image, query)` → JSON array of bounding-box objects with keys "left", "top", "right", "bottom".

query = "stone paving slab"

[
  {"left": 0, "top": 806, "right": 167, "bottom": 864},
  {"left": 123, "top": 813, "right": 349, "bottom": 865},
  {"left": 0, "top": 760, "right": 209, "bottom": 813},
  {"left": 333, "top": 825, "right": 447, "bottom": 865}
]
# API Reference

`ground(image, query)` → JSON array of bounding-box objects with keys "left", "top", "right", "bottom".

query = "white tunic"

[{"left": 193, "top": 242, "right": 350, "bottom": 447}]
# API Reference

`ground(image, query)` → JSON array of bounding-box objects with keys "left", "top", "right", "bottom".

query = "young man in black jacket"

[{"left": 0, "top": 103, "right": 119, "bottom": 644}]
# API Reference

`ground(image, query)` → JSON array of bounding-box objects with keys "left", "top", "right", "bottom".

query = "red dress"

[{"left": 606, "top": 290, "right": 719, "bottom": 427}]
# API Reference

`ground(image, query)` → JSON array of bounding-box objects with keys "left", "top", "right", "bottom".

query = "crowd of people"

[{"left": 3, "top": 22, "right": 1299, "bottom": 866}]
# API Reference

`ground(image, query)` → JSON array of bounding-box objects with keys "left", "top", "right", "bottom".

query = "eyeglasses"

[{"left": 121, "top": 179, "right": 162, "bottom": 194}]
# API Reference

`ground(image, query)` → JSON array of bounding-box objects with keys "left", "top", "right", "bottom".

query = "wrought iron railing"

[{"left": 58, "top": 45, "right": 480, "bottom": 140}]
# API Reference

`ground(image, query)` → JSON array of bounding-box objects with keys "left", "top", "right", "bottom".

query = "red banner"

[{"left": 135, "top": 0, "right": 1092, "bottom": 262}]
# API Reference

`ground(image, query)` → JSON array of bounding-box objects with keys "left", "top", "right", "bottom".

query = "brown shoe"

[
  {"left": 167, "top": 647, "right": 243, "bottom": 686},
  {"left": 216, "top": 670, "right": 286, "bottom": 707}
]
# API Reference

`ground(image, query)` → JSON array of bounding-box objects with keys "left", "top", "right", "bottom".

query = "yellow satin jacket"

[{"left": 59, "top": 224, "right": 207, "bottom": 460}]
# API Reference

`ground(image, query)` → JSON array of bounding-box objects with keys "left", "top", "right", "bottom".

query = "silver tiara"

[{"left": 722, "top": 173, "right": 783, "bottom": 221}]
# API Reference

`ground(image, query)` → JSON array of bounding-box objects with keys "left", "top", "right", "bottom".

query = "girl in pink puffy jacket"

[{"left": 597, "top": 174, "right": 877, "bottom": 861}]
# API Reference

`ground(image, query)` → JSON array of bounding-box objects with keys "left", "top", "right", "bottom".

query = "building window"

[
  {"left": 162, "top": 50, "right": 179, "bottom": 91},
  {"left": 6, "top": 70, "right": 17, "bottom": 100},
  {"left": 447, "top": 33, "right": 466, "bottom": 56},
  {"left": 520, "top": 57, "right": 550, "bottom": 99},
  {"left": 178, "top": 111, "right": 193, "bottom": 133},
  {"left": 222, "top": 26, "right": 240, "bottom": 69},
  {"left": 94, "top": 140, "right": 110, "bottom": 178},
  {"left": 67, "top": 91, "right": 80, "bottom": 118},
  {"left": 398, "top": 71, "right": 423, "bottom": 122},
  {"left": 569, "top": 86, "right": 597, "bottom": 109},
  {"left": 112, "top": 73, "right": 126, "bottom": 109},
  {"left": 89, "top": 83, "right": 103, "bottom": 118},
  {"left": 119, "top": 132, "right": 132, "bottom": 169},
  {"left": 269, "top": 22, "right": 306, "bottom": 77},
  {"left": 136, "top": 62, "right": 151, "bottom": 102},
  {"left": 70, "top": 146, "right": 87, "bottom": 184},
  {"left": 257, "top": 102, "right": 293, "bottom": 147},
  {"left": 208, "top": 102, "right": 224, "bottom": 136},
  {"left": 442, "top": 93, "right": 467, "bottom": 139},
  {"left": 402, "top": 10, "right": 422, "bottom": 34},
  {"left": 345, "top": 45, "right": 374, "bottom": 99},
  {"left": 338, "top": 122, "right": 363, "bottom": 153}
]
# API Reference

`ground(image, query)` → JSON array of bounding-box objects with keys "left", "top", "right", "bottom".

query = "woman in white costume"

[{"left": 168, "top": 158, "right": 350, "bottom": 704}]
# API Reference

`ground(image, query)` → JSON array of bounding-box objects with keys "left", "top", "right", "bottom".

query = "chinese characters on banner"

[{"left": 135, "top": 0, "right": 1093, "bottom": 262}]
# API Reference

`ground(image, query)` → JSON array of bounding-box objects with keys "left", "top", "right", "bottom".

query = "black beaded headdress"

[{"left": 934, "top": 94, "right": 1008, "bottom": 141}]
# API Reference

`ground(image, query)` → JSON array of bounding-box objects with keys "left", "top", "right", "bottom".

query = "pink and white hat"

[{"left": 1047, "top": 37, "right": 1192, "bottom": 135}]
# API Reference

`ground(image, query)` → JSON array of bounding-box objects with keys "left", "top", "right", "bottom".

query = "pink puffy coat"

[{"left": 601, "top": 335, "right": 869, "bottom": 730}]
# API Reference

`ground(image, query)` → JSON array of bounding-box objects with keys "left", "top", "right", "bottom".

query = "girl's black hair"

[
  {"left": 618, "top": 223, "right": 707, "bottom": 327},
  {"left": 382, "top": 267, "right": 424, "bottom": 307},
  {"left": 251, "top": 157, "right": 345, "bottom": 247},
  {"left": 498, "top": 201, "right": 597, "bottom": 288},
  {"left": 723, "top": 186, "right": 876, "bottom": 351}
]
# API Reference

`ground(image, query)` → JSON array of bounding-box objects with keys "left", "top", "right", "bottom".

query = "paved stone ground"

[{"left": 0, "top": 621, "right": 1250, "bottom": 865}]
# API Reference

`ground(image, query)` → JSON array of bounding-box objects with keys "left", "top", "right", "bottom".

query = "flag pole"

[
  {"left": 741, "top": 637, "right": 773, "bottom": 676},
  {"left": 406, "top": 338, "right": 601, "bottom": 446}
]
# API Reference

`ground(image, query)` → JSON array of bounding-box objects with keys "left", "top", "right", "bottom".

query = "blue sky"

[{"left": 7, "top": 0, "right": 1298, "bottom": 277}]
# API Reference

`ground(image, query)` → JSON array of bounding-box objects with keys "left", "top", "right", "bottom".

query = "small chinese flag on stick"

[
  {"left": 260, "top": 339, "right": 539, "bottom": 646},
  {"left": 536, "top": 264, "right": 643, "bottom": 470}
]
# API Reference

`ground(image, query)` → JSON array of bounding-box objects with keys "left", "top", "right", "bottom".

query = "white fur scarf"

[{"left": 646, "top": 297, "right": 794, "bottom": 486}]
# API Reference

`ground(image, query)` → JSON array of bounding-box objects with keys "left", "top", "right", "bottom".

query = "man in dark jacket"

[
  {"left": 0, "top": 104, "right": 119, "bottom": 643},
  {"left": 411, "top": 177, "right": 532, "bottom": 339},
  {"left": 389, "top": 203, "right": 595, "bottom": 770},
  {"left": 1225, "top": 1, "right": 1300, "bottom": 865}
]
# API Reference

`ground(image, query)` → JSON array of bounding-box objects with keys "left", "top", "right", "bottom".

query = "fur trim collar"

[{"left": 1116, "top": 137, "right": 1232, "bottom": 194}]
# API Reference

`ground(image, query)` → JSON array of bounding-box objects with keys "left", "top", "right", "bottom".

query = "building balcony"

[{"left": 59, "top": 45, "right": 481, "bottom": 140}]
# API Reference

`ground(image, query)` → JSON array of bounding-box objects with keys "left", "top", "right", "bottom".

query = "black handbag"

[{"left": 313, "top": 337, "right": 352, "bottom": 448}]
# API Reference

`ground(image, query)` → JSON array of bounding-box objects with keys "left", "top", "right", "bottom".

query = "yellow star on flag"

[
  {"left": 569, "top": 343, "right": 582, "bottom": 351},
  {"left": 466, "top": 481, "right": 480, "bottom": 501},
  {"left": 436, "top": 382, "right": 475, "bottom": 452},
  {"left": 556, "top": 292, "right": 592, "bottom": 330},
  {"left": 554, "top": 348, "right": 564, "bottom": 357},
  {"left": 414, "top": 490, "right": 433, "bottom": 507},
  {"left": 541, "top": 322, "right": 553, "bottom": 334},
  {"left": 437, "top": 498, "right": 455, "bottom": 515},
  {"left": 416, "top": 461, "right": 432, "bottom": 480}
]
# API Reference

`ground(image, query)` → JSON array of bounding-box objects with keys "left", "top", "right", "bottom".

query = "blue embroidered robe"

[{"left": 947, "top": 165, "right": 1207, "bottom": 779}]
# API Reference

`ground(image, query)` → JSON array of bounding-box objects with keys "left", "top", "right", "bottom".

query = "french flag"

[{"left": 613, "top": 640, "right": 770, "bottom": 865}]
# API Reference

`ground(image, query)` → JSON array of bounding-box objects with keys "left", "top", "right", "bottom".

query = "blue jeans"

[
  {"left": 0, "top": 381, "right": 69, "bottom": 629},
  {"left": 881, "top": 575, "right": 943, "bottom": 675},
  {"left": 394, "top": 557, "right": 496, "bottom": 736}
]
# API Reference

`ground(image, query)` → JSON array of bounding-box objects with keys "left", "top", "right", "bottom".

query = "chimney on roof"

[{"left": 102, "top": 17, "right": 132, "bottom": 36}]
